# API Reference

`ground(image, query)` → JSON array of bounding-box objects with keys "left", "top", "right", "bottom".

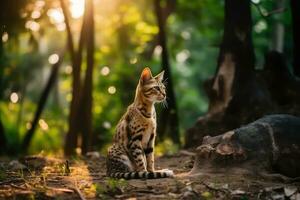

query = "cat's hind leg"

[{"left": 106, "top": 145, "right": 134, "bottom": 178}]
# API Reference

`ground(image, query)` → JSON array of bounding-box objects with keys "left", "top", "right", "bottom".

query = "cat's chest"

[
  {"left": 142, "top": 120, "right": 155, "bottom": 144},
  {"left": 133, "top": 117, "right": 156, "bottom": 147}
]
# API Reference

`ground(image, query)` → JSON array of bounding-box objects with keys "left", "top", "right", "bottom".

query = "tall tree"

[
  {"left": 154, "top": 0, "right": 180, "bottom": 145},
  {"left": 291, "top": 0, "right": 300, "bottom": 77},
  {"left": 62, "top": 0, "right": 96, "bottom": 155},
  {"left": 0, "top": 0, "right": 30, "bottom": 154},
  {"left": 186, "top": 0, "right": 270, "bottom": 148},
  {"left": 210, "top": 0, "right": 255, "bottom": 114},
  {"left": 79, "top": 0, "right": 95, "bottom": 154},
  {"left": 62, "top": 0, "right": 87, "bottom": 156}
]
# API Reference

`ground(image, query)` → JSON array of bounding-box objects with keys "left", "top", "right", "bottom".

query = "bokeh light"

[
  {"left": 108, "top": 86, "right": 116, "bottom": 94},
  {"left": 103, "top": 121, "right": 111, "bottom": 129},
  {"left": 26, "top": 122, "right": 32, "bottom": 130},
  {"left": 70, "top": 0, "right": 85, "bottom": 19},
  {"left": 10, "top": 92, "right": 19, "bottom": 103},
  {"left": 65, "top": 65, "right": 73, "bottom": 74},
  {"left": 101, "top": 66, "right": 110, "bottom": 76},
  {"left": 39, "top": 119, "right": 49, "bottom": 131},
  {"left": 31, "top": 10, "right": 41, "bottom": 19},
  {"left": 2, "top": 32, "right": 8, "bottom": 42},
  {"left": 48, "top": 54, "right": 59, "bottom": 64},
  {"left": 130, "top": 57, "right": 138, "bottom": 64},
  {"left": 25, "top": 21, "right": 40, "bottom": 32},
  {"left": 47, "top": 8, "right": 65, "bottom": 24}
]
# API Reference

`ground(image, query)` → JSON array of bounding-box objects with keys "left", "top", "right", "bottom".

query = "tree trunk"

[
  {"left": 0, "top": 33, "right": 7, "bottom": 154},
  {"left": 0, "top": 118, "right": 6, "bottom": 154},
  {"left": 291, "top": 0, "right": 300, "bottom": 77},
  {"left": 154, "top": 0, "right": 180, "bottom": 145},
  {"left": 63, "top": 1, "right": 87, "bottom": 156},
  {"left": 22, "top": 52, "right": 64, "bottom": 152},
  {"left": 79, "top": 0, "right": 94, "bottom": 155},
  {"left": 185, "top": 0, "right": 271, "bottom": 148}
]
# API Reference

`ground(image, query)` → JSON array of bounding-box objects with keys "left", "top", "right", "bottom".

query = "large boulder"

[{"left": 191, "top": 114, "right": 300, "bottom": 178}]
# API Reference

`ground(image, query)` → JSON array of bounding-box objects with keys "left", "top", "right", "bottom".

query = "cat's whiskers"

[
  {"left": 161, "top": 98, "right": 168, "bottom": 109},
  {"left": 163, "top": 78, "right": 168, "bottom": 86}
]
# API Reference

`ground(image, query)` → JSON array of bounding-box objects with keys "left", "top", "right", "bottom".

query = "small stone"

[
  {"left": 181, "top": 190, "right": 201, "bottom": 200},
  {"left": 284, "top": 186, "right": 297, "bottom": 197},
  {"left": 271, "top": 193, "right": 285, "bottom": 200},
  {"left": 231, "top": 189, "right": 246, "bottom": 195},
  {"left": 86, "top": 151, "right": 100, "bottom": 159},
  {"left": 9, "top": 160, "right": 26, "bottom": 170}
]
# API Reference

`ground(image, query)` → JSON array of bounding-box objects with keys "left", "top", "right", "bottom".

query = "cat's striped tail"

[{"left": 109, "top": 169, "right": 174, "bottom": 179}]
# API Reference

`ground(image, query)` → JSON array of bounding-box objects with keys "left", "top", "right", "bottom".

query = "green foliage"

[
  {"left": 155, "top": 139, "right": 179, "bottom": 156},
  {"left": 89, "top": 178, "right": 128, "bottom": 198},
  {"left": 0, "top": 0, "right": 295, "bottom": 155},
  {"left": 0, "top": 168, "right": 6, "bottom": 181},
  {"left": 202, "top": 191, "right": 213, "bottom": 199}
]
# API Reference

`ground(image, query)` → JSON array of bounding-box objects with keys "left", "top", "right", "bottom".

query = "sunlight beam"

[{"left": 70, "top": 0, "right": 85, "bottom": 19}]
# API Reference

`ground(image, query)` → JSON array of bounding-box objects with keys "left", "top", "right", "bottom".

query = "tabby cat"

[{"left": 106, "top": 67, "right": 174, "bottom": 179}]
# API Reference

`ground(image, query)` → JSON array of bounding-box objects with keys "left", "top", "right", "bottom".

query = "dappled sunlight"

[
  {"left": 39, "top": 119, "right": 49, "bottom": 131},
  {"left": 25, "top": 20, "right": 40, "bottom": 32},
  {"left": 70, "top": 0, "right": 85, "bottom": 19},
  {"left": 47, "top": 8, "right": 65, "bottom": 24},
  {"left": 1, "top": 0, "right": 299, "bottom": 198}
]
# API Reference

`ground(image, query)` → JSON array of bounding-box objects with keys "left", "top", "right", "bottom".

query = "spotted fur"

[{"left": 106, "top": 67, "right": 174, "bottom": 179}]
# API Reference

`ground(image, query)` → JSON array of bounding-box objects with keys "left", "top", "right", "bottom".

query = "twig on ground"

[
  {"left": 179, "top": 150, "right": 196, "bottom": 156},
  {"left": 73, "top": 186, "right": 86, "bottom": 200},
  {"left": 45, "top": 186, "right": 74, "bottom": 193},
  {"left": 259, "top": 173, "right": 300, "bottom": 183},
  {"left": 10, "top": 183, "right": 27, "bottom": 190},
  {"left": 0, "top": 178, "right": 25, "bottom": 185},
  {"left": 72, "top": 180, "right": 86, "bottom": 200},
  {"left": 200, "top": 181, "right": 229, "bottom": 193}
]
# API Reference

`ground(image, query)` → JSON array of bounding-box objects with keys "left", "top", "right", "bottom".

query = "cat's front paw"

[{"left": 147, "top": 168, "right": 155, "bottom": 172}]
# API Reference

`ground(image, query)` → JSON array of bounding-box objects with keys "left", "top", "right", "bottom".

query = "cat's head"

[{"left": 138, "top": 67, "right": 166, "bottom": 103}]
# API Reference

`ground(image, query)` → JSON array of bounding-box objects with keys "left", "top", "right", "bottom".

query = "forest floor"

[{"left": 0, "top": 151, "right": 299, "bottom": 200}]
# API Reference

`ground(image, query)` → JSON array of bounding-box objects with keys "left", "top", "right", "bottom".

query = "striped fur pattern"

[
  {"left": 106, "top": 67, "right": 173, "bottom": 179},
  {"left": 110, "top": 169, "right": 174, "bottom": 180}
]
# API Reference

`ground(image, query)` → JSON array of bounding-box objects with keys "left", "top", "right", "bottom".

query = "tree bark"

[
  {"left": 22, "top": 52, "right": 64, "bottom": 152},
  {"left": 185, "top": 0, "right": 271, "bottom": 148},
  {"left": 154, "top": 0, "right": 180, "bottom": 145},
  {"left": 291, "top": 0, "right": 300, "bottom": 77},
  {"left": 79, "top": 0, "right": 94, "bottom": 154}
]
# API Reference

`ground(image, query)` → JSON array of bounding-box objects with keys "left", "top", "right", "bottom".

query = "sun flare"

[{"left": 70, "top": 0, "right": 85, "bottom": 19}]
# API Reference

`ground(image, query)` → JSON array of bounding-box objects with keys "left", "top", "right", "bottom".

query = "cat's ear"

[
  {"left": 140, "top": 67, "right": 153, "bottom": 84},
  {"left": 155, "top": 70, "right": 164, "bottom": 82}
]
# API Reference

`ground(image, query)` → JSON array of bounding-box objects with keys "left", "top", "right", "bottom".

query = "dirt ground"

[{"left": 0, "top": 151, "right": 299, "bottom": 200}]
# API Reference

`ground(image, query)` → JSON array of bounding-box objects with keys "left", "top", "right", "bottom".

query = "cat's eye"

[{"left": 153, "top": 86, "right": 160, "bottom": 90}]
